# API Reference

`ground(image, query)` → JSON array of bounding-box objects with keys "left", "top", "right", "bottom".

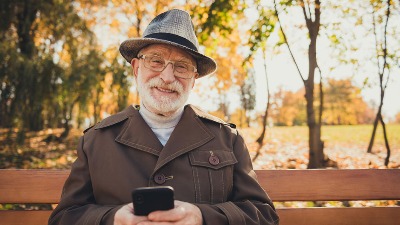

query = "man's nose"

[{"left": 159, "top": 63, "right": 175, "bottom": 83}]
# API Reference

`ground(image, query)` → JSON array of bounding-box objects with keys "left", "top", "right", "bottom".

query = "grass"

[{"left": 263, "top": 124, "right": 400, "bottom": 148}]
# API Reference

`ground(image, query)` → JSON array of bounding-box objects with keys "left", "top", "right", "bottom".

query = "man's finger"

[{"left": 148, "top": 206, "right": 186, "bottom": 222}]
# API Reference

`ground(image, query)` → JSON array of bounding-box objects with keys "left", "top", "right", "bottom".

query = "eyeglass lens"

[{"left": 142, "top": 55, "right": 195, "bottom": 79}]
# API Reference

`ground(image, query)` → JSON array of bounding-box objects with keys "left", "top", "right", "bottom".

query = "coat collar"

[
  {"left": 107, "top": 105, "right": 217, "bottom": 172},
  {"left": 154, "top": 105, "right": 215, "bottom": 171},
  {"left": 113, "top": 105, "right": 164, "bottom": 156},
  {"left": 93, "top": 105, "right": 137, "bottom": 130}
]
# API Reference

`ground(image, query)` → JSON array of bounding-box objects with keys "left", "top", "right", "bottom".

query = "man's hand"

[
  {"left": 137, "top": 200, "right": 203, "bottom": 225},
  {"left": 114, "top": 203, "right": 149, "bottom": 225}
]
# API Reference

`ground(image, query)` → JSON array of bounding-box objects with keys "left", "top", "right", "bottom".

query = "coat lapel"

[
  {"left": 153, "top": 105, "right": 214, "bottom": 172},
  {"left": 111, "top": 105, "right": 215, "bottom": 172},
  {"left": 115, "top": 106, "right": 163, "bottom": 156}
]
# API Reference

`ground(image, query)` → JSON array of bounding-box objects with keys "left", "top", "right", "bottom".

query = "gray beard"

[{"left": 135, "top": 76, "right": 189, "bottom": 116}]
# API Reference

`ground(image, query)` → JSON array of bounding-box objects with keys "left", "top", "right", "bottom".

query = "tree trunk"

[
  {"left": 60, "top": 118, "right": 70, "bottom": 140},
  {"left": 253, "top": 50, "right": 271, "bottom": 162},
  {"left": 367, "top": 110, "right": 380, "bottom": 153},
  {"left": 93, "top": 88, "right": 101, "bottom": 124},
  {"left": 306, "top": 21, "right": 324, "bottom": 168},
  {"left": 61, "top": 97, "right": 79, "bottom": 139},
  {"left": 60, "top": 106, "right": 70, "bottom": 140},
  {"left": 379, "top": 114, "right": 391, "bottom": 166},
  {"left": 274, "top": 0, "right": 324, "bottom": 168},
  {"left": 306, "top": 87, "right": 323, "bottom": 168},
  {"left": 16, "top": 1, "right": 44, "bottom": 131},
  {"left": 256, "top": 102, "right": 269, "bottom": 146},
  {"left": 317, "top": 67, "right": 323, "bottom": 125},
  {"left": 0, "top": 85, "right": 12, "bottom": 128},
  {"left": 27, "top": 97, "right": 44, "bottom": 131},
  {"left": 256, "top": 50, "right": 271, "bottom": 147},
  {"left": 16, "top": 0, "right": 37, "bottom": 58},
  {"left": 367, "top": 0, "right": 392, "bottom": 167}
]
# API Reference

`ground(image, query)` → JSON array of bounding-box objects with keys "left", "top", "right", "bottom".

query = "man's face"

[{"left": 131, "top": 44, "right": 197, "bottom": 116}]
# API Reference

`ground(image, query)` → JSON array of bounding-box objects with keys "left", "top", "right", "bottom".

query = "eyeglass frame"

[{"left": 137, "top": 54, "right": 198, "bottom": 79}]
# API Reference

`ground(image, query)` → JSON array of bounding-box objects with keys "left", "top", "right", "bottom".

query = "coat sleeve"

[
  {"left": 48, "top": 136, "right": 118, "bottom": 225},
  {"left": 195, "top": 131, "right": 279, "bottom": 225}
]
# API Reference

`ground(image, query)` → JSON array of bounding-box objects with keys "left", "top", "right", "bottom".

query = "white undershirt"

[{"left": 138, "top": 102, "right": 184, "bottom": 146}]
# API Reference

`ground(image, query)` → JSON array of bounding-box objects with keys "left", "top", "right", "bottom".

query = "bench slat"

[
  {"left": 0, "top": 210, "right": 52, "bottom": 225},
  {"left": 0, "top": 170, "right": 69, "bottom": 204},
  {"left": 1, "top": 169, "right": 400, "bottom": 203},
  {"left": 256, "top": 169, "right": 400, "bottom": 201},
  {"left": 0, "top": 207, "right": 398, "bottom": 225},
  {"left": 277, "top": 207, "right": 400, "bottom": 225}
]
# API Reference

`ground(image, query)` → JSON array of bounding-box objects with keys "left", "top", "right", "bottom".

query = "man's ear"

[
  {"left": 131, "top": 58, "right": 139, "bottom": 77},
  {"left": 191, "top": 74, "right": 198, "bottom": 89}
]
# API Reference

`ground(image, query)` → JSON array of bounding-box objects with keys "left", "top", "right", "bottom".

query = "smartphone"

[{"left": 132, "top": 186, "right": 175, "bottom": 216}]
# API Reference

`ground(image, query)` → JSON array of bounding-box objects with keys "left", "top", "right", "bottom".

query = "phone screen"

[{"left": 132, "top": 186, "right": 174, "bottom": 216}]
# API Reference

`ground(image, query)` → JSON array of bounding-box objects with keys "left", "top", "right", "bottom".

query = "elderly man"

[{"left": 49, "top": 9, "right": 279, "bottom": 225}]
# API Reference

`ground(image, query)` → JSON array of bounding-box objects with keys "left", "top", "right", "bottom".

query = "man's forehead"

[{"left": 141, "top": 44, "right": 193, "bottom": 60}]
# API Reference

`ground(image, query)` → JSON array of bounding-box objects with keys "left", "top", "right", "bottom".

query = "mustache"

[{"left": 147, "top": 78, "right": 183, "bottom": 93}]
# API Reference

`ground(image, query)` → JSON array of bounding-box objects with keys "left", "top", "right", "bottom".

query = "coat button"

[
  {"left": 154, "top": 174, "right": 166, "bottom": 184},
  {"left": 209, "top": 155, "right": 220, "bottom": 165}
]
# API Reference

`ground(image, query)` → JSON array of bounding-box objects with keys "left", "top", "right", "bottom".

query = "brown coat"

[{"left": 49, "top": 105, "right": 279, "bottom": 225}]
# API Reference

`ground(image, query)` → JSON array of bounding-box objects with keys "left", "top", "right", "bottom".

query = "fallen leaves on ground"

[{"left": 240, "top": 127, "right": 400, "bottom": 170}]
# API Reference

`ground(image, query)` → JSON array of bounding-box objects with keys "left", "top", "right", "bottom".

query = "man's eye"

[
  {"left": 152, "top": 59, "right": 163, "bottom": 63},
  {"left": 175, "top": 63, "right": 189, "bottom": 70}
]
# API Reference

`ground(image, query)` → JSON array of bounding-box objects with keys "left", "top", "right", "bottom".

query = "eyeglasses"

[{"left": 138, "top": 54, "right": 197, "bottom": 79}]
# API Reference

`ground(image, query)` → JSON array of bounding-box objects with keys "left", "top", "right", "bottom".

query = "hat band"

[{"left": 144, "top": 33, "right": 198, "bottom": 52}]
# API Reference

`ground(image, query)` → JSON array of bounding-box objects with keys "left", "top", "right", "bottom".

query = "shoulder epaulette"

[
  {"left": 189, "top": 105, "right": 237, "bottom": 129},
  {"left": 83, "top": 124, "right": 96, "bottom": 133},
  {"left": 227, "top": 123, "right": 236, "bottom": 128},
  {"left": 92, "top": 105, "right": 137, "bottom": 130}
]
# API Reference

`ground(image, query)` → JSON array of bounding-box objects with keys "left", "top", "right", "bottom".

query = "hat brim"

[{"left": 119, "top": 38, "right": 217, "bottom": 78}]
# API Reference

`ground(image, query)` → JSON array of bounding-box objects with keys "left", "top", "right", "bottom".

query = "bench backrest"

[{"left": 0, "top": 169, "right": 399, "bottom": 225}]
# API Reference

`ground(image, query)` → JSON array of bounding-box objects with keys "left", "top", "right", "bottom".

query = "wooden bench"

[{"left": 0, "top": 169, "right": 399, "bottom": 225}]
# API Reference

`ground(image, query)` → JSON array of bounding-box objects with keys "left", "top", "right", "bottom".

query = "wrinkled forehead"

[{"left": 139, "top": 44, "right": 196, "bottom": 64}]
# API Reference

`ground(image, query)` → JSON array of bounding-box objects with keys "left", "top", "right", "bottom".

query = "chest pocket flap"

[{"left": 189, "top": 150, "right": 238, "bottom": 170}]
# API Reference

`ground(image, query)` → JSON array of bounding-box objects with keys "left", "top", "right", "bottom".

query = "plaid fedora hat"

[{"left": 119, "top": 9, "right": 217, "bottom": 77}]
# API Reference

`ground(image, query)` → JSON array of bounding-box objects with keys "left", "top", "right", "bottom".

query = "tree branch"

[
  {"left": 382, "top": 0, "right": 391, "bottom": 91},
  {"left": 315, "top": 0, "right": 321, "bottom": 34},
  {"left": 274, "top": 0, "right": 306, "bottom": 82},
  {"left": 317, "top": 64, "right": 323, "bottom": 125},
  {"left": 371, "top": 4, "right": 382, "bottom": 83},
  {"left": 300, "top": 0, "right": 312, "bottom": 30}
]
